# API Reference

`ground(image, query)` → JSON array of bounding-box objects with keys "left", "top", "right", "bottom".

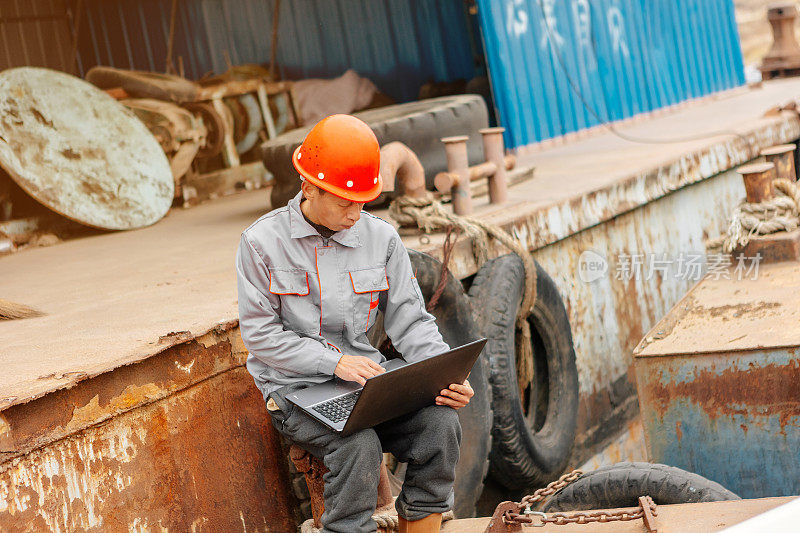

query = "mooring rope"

[
  {"left": 707, "top": 178, "right": 800, "bottom": 253},
  {"left": 390, "top": 192, "right": 538, "bottom": 390}
]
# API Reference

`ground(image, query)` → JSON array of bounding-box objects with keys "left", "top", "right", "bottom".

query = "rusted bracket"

[
  {"left": 484, "top": 502, "right": 523, "bottom": 532},
  {"left": 639, "top": 496, "right": 658, "bottom": 533}
]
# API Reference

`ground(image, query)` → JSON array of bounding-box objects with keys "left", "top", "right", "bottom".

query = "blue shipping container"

[
  {"left": 75, "top": 0, "right": 746, "bottom": 149},
  {"left": 475, "top": 0, "right": 746, "bottom": 148}
]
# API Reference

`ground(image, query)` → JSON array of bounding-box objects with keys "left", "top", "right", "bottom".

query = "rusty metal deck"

[
  {"left": 3, "top": 78, "right": 800, "bottom": 530},
  {"left": 3, "top": 79, "right": 800, "bottom": 410},
  {"left": 635, "top": 261, "right": 800, "bottom": 357},
  {"left": 389, "top": 80, "right": 800, "bottom": 278}
]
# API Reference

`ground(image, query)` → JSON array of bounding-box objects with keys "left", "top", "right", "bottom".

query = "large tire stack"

[
  {"left": 261, "top": 95, "right": 489, "bottom": 209},
  {"left": 405, "top": 250, "right": 494, "bottom": 519}
]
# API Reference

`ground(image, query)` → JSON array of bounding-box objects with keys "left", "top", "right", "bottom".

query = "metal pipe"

[
  {"left": 481, "top": 127, "right": 509, "bottom": 204},
  {"left": 434, "top": 163, "right": 495, "bottom": 192},
  {"left": 433, "top": 155, "right": 516, "bottom": 193},
  {"left": 738, "top": 162, "right": 776, "bottom": 203},
  {"left": 441, "top": 136, "right": 472, "bottom": 215},
  {"left": 379, "top": 142, "right": 427, "bottom": 199},
  {"left": 467, "top": 160, "right": 498, "bottom": 181},
  {"left": 761, "top": 144, "right": 796, "bottom": 181}
]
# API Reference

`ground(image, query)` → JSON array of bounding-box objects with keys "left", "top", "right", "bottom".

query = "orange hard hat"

[{"left": 292, "top": 114, "right": 382, "bottom": 203}]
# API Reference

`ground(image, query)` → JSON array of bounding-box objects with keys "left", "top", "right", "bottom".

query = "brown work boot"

[{"left": 398, "top": 513, "right": 443, "bottom": 533}]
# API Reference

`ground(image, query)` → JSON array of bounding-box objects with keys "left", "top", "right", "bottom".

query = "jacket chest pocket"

[
  {"left": 269, "top": 269, "right": 320, "bottom": 334},
  {"left": 349, "top": 266, "right": 389, "bottom": 334}
]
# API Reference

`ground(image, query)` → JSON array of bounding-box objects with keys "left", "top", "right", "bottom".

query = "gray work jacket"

[{"left": 236, "top": 191, "right": 450, "bottom": 399}]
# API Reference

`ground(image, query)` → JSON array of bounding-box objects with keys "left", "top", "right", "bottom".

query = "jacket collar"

[{"left": 287, "top": 191, "right": 362, "bottom": 248}]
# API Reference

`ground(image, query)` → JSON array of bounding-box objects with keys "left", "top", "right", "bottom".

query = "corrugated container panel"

[
  {"left": 73, "top": 0, "right": 477, "bottom": 103},
  {"left": 0, "top": 0, "right": 74, "bottom": 72},
  {"left": 476, "top": 0, "right": 746, "bottom": 148}
]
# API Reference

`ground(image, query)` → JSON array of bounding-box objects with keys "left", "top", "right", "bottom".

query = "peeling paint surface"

[
  {"left": 403, "top": 112, "right": 799, "bottom": 454},
  {"left": 0, "top": 332, "right": 243, "bottom": 463},
  {"left": 635, "top": 263, "right": 800, "bottom": 498},
  {"left": 0, "top": 367, "right": 296, "bottom": 532},
  {"left": 636, "top": 349, "right": 800, "bottom": 498},
  {"left": 0, "top": 336, "right": 296, "bottom": 532},
  {"left": 533, "top": 168, "right": 745, "bottom": 396},
  {"left": 578, "top": 418, "right": 646, "bottom": 472}
]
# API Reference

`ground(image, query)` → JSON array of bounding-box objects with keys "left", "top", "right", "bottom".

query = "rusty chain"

[
  {"left": 496, "top": 470, "right": 659, "bottom": 532},
  {"left": 517, "top": 469, "right": 584, "bottom": 509}
]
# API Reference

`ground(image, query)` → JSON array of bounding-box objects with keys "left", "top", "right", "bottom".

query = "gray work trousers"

[{"left": 268, "top": 382, "right": 462, "bottom": 533}]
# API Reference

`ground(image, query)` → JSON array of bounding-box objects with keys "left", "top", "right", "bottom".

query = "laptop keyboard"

[{"left": 312, "top": 390, "right": 362, "bottom": 423}]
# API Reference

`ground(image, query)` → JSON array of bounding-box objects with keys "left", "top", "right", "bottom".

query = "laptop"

[{"left": 285, "top": 338, "right": 487, "bottom": 436}]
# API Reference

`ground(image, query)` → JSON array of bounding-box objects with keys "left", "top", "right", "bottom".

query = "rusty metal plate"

[
  {"left": 0, "top": 67, "right": 173, "bottom": 230},
  {"left": 635, "top": 261, "right": 800, "bottom": 357}
]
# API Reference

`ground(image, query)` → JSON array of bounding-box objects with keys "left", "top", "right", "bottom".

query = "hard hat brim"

[{"left": 292, "top": 145, "right": 383, "bottom": 203}]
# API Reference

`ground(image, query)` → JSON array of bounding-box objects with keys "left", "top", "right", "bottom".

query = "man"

[{"left": 236, "top": 114, "right": 474, "bottom": 533}]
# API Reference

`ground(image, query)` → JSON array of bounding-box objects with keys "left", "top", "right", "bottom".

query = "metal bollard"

[
  {"left": 761, "top": 144, "right": 797, "bottom": 181},
  {"left": 480, "top": 127, "right": 508, "bottom": 204},
  {"left": 441, "top": 135, "right": 472, "bottom": 215},
  {"left": 738, "top": 162, "right": 776, "bottom": 203},
  {"left": 760, "top": 4, "right": 800, "bottom": 80}
]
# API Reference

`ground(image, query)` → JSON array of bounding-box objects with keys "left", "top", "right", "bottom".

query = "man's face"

[{"left": 301, "top": 181, "right": 365, "bottom": 231}]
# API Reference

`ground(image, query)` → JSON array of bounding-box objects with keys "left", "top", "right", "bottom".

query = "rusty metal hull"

[
  {"left": 0, "top": 328, "right": 298, "bottom": 532},
  {"left": 399, "top": 93, "right": 800, "bottom": 461},
  {"left": 529, "top": 167, "right": 746, "bottom": 456},
  {"left": 634, "top": 260, "right": 800, "bottom": 499},
  {"left": 636, "top": 348, "right": 800, "bottom": 498}
]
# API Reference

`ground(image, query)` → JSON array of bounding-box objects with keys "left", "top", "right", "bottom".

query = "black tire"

[
  {"left": 541, "top": 462, "right": 741, "bottom": 512},
  {"left": 368, "top": 250, "right": 493, "bottom": 518},
  {"left": 86, "top": 66, "right": 199, "bottom": 103},
  {"left": 262, "top": 95, "right": 489, "bottom": 209},
  {"left": 468, "top": 254, "right": 579, "bottom": 490}
]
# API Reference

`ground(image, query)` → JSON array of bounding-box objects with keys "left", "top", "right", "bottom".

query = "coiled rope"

[
  {"left": 389, "top": 192, "right": 539, "bottom": 390},
  {"left": 707, "top": 178, "right": 800, "bottom": 253}
]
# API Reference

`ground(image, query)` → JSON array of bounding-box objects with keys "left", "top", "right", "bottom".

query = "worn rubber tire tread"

[
  {"left": 406, "top": 250, "right": 493, "bottom": 518},
  {"left": 86, "top": 66, "right": 199, "bottom": 103},
  {"left": 468, "top": 254, "right": 579, "bottom": 490},
  {"left": 262, "top": 95, "right": 489, "bottom": 209},
  {"left": 542, "top": 462, "right": 740, "bottom": 512}
]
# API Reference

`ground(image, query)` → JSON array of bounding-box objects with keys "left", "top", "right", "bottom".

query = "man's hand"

[
  {"left": 436, "top": 379, "right": 474, "bottom": 410},
  {"left": 334, "top": 354, "right": 385, "bottom": 386}
]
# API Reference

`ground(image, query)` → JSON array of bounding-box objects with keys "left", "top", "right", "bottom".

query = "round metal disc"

[{"left": 0, "top": 67, "right": 173, "bottom": 230}]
